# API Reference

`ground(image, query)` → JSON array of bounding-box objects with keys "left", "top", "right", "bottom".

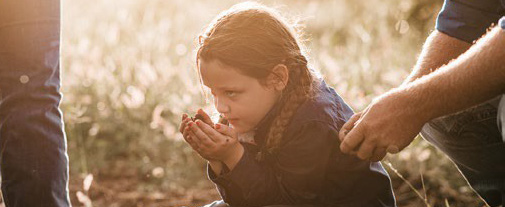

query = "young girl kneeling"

[{"left": 179, "top": 2, "right": 396, "bottom": 207}]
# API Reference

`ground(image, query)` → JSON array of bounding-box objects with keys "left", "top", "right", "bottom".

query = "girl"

[{"left": 179, "top": 2, "right": 396, "bottom": 207}]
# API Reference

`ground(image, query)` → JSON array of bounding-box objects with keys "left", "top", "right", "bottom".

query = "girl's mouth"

[{"left": 227, "top": 118, "right": 239, "bottom": 124}]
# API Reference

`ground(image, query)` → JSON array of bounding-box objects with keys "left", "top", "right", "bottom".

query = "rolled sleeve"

[
  {"left": 500, "top": 16, "right": 505, "bottom": 29},
  {"left": 436, "top": 0, "right": 504, "bottom": 43}
]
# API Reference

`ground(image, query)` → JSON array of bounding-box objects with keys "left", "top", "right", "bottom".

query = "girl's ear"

[{"left": 268, "top": 64, "right": 289, "bottom": 91}]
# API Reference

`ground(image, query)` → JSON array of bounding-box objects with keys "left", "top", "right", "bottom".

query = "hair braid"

[
  {"left": 194, "top": 2, "right": 320, "bottom": 160},
  {"left": 262, "top": 54, "right": 317, "bottom": 155}
]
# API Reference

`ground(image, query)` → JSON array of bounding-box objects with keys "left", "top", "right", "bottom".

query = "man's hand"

[{"left": 339, "top": 89, "right": 429, "bottom": 161}]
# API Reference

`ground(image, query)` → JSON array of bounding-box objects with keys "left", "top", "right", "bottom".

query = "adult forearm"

[
  {"left": 402, "top": 30, "right": 471, "bottom": 85},
  {"left": 407, "top": 26, "right": 505, "bottom": 120}
]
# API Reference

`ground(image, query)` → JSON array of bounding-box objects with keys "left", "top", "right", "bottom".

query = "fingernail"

[
  {"left": 215, "top": 124, "right": 221, "bottom": 129},
  {"left": 196, "top": 121, "right": 201, "bottom": 126},
  {"left": 182, "top": 114, "right": 187, "bottom": 120},
  {"left": 188, "top": 122, "right": 193, "bottom": 127}
]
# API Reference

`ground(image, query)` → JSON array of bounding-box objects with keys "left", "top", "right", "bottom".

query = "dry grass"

[{"left": 61, "top": 0, "right": 485, "bottom": 206}]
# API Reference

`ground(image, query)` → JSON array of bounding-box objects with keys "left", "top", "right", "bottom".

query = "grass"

[{"left": 60, "top": 0, "right": 486, "bottom": 206}]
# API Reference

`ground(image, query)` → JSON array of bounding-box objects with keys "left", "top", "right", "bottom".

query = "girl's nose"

[{"left": 215, "top": 97, "right": 230, "bottom": 114}]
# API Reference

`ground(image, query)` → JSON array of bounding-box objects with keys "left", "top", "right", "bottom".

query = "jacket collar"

[{"left": 252, "top": 97, "right": 283, "bottom": 147}]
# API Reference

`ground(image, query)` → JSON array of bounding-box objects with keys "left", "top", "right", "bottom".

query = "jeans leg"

[
  {"left": 498, "top": 95, "right": 505, "bottom": 142},
  {"left": 200, "top": 200, "right": 317, "bottom": 207},
  {"left": 421, "top": 97, "right": 505, "bottom": 207},
  {"left": 0, "top": 0, "right": 71, "bottom": 206},
  {"left": 498, "top": 95, "right": 505, "bottom": 207},
  {"left": 201, "top": 200, "right": 230, "bottom": 207}
]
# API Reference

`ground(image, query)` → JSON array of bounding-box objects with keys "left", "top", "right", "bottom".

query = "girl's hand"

[
  {"left": 179, "top": 110, "right": 227, "bottom": 174},
  {"left": 179, "top": 113, "right": 199, "bottom": 151},
  {"left": 179, "top": 109, "right": 215, "bottom": 153},
  {"left": 187, "top": 120, "right": 244, "bottom": 170}
]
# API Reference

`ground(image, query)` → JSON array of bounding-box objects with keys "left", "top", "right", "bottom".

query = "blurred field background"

[{"left": 60, "top": 0, "right": 487, "bottom": 206}]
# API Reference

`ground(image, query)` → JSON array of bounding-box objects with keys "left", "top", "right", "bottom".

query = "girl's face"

[{"left": 199, "top": 59, "right": 280, "bottom": 133}]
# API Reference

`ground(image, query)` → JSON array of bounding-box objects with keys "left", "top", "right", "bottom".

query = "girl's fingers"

[
  {"left": 183, "top": 126, "right": 192, "bottom": 141},
  {"left": 188, "top": 131, "right": 202, "bottom": 150},
  {"left": 179, "top": 117, "right": 191, "bottom": 134},
  {"left": 189, "top": 121, "right": 215, "bottom": 148},
  {"left": 183, "top": 127, "right": 199, "bottom": 150},
  {"left": 215, "top": 123, "right": 237, "bottom": 139},
  {"left": 197, "top": 109, "right": 214, "bottom": 127},
  {"left": 195, "top": 120, "right": 222, "bottom": 142}
]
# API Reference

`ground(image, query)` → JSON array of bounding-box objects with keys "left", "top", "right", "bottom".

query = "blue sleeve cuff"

[
  {"left": 500, "top": 16, "right": 505, "bottom": 29},
  {"left": 436, "top": 0, "right": 503, "bottom": 43}
]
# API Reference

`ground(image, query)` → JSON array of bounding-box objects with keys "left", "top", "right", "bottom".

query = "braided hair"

[{"left": 196, "top": 2, "right": 320, "bottom": 158}]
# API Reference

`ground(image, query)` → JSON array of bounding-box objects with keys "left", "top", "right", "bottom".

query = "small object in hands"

[
  {"left": 191, "top": 114, "right": 205, "bottom": 122},
  {"left": 218, "top": 114, "right": 229, "bottom": 125},
  {"left": 386, "top": 145, "right": 399, "bottom": 154}
]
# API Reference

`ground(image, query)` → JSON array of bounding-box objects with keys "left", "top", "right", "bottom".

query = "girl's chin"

[{"left": 230, "top": 124, "right": 253, "bottom": 134}]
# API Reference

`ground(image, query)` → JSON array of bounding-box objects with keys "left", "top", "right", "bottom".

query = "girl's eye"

[{"left": 225, "top": 91, "right": 237, "bottom": 97}]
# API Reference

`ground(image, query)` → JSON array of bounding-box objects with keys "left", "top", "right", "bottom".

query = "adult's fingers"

[
  {"left": 197, "top": 109, "right": 214, "bottom": 127},
  {"left": 339, "top": 112, "right": 362, "bottom": 142},
  {"left": 386, "top": 145, "right": 400, "bottom": 154},
  {"left": 369, "top": 147, "right": 387, "bottom": 162},
  {"left": 356, "top": 139, "right": 376, "bottom": 160},
  {"left": 339, "top": 123, "right": 365, "bottom": 154}
]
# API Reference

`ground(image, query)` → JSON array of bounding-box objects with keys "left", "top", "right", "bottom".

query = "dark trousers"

[
  {"left": 421, "top": 95, "right": 505, "bottom": 207},
  {"left": 0, "top": 0, "right": 71, "bottom": 206},
  {"left": 202, "top": 200, "right": 316, "bottom": 207}
]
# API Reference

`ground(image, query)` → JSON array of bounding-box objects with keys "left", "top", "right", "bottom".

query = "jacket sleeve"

[
  {"left": 436, "top": 0, "right": 504, "bottom": 43},
  {"left": 207, "top": 121, "right": 337, "bottom": 206}
]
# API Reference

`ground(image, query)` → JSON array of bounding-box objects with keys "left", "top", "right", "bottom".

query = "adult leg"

[
  {"left": 421, "top": 96, "right": 505, "bottom": 207},
  {"left": 201, "top": 200, "right": 316, "bottom": 207},
  {"left": 498, "top": 95, "right": 505, "bottom": 207},
  {"left": 201, "top": 200, "right": 230, "bottom": 207},
  {"left": 0, "top": 0, "right": 71, "bottom": 206},
  {"left": 498, "top": 95, "right": 505, "bottom": 142}
]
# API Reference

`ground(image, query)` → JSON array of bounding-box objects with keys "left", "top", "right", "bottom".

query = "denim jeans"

[
  {"left": 0, "top": 0, "right": 71, "bottom": 206},
  {"left": 421, "top": 95, "right": 505, "bottom": 207}
]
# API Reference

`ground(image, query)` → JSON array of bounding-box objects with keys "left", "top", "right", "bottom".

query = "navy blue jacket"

[{"left": 208, "top": 81, "right": 396, "bottom": 207}]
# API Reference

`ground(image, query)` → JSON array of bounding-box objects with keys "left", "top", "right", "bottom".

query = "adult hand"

[{"left": 338, "top": 89, "right": 429, "bottom": 161}]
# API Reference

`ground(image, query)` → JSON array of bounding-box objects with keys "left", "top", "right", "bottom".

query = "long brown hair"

[{"left": 196, "top": 2, "right": 319, "bottom": 155}]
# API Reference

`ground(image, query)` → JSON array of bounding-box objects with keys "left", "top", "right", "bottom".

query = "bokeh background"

[{"left": 61, "top": 0, "right": 487, "bottom": 206}]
